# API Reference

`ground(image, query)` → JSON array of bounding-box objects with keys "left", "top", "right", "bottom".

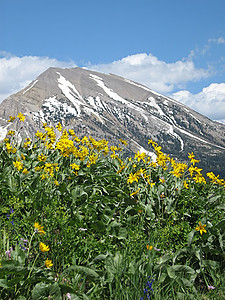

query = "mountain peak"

[{"left": 0, "top": 67, "right": 225, "bottom": 176}]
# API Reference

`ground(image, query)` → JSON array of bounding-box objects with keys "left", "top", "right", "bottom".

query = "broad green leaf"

[
  {"left": 65, "top": 265, "right": 100, "bottom": 280},
  {"left": 187, "top": 230, "right": 195, "bottom": 246},
  {"left": 167, "top": 266, "right": 176, "bottom": 279},
  {"left": 0, "top": 279, "right": 8, "bottom": 288},
  {"left": 172, "top": 265, "right": 195, "bottom": 275}
]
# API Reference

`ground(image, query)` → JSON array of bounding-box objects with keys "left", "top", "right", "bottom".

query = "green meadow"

[{"left": 0, "top": 114, "right": 225, "bottom": 299}]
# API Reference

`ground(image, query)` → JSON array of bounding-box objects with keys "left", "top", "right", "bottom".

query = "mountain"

[{"left": 0, "top": 67, "right": 225, "bottom": 177}]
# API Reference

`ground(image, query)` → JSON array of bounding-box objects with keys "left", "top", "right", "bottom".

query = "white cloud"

[
  {"left": 172, "top": 83, "right": 225, "bottom": 122},
  {"left": 87, "top": 53, "right": 209, "bottom": 94},
  {"left": 0, "top": 53, "right": 76, "bottom": 102},
  {"left": 208, "top": 37, "right": 225, "bottom": 45}
]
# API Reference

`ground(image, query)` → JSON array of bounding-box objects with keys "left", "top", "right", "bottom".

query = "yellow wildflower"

[
  {"left": 149, "top": 182, "right": 155, "bottom": 188},
  {"left": 134, "top": 151, "right": 146, "bottom": 162},
  {"left": 35, "top": 130, "right": 44, "bottom": 139},
  {"left": 22, "top": 168, "right": 29, "bottom": 174},
  {"left": 39, "top": 242, "right": 50, "bottom": 252},
  {"left": 8, "top": 116, "right": 16, "bottom": 122},
  {"left": 127, "top": 172, "right": 139, "bottom": 184},
  {"left": 193, "top": 173, "right": 206, "bottom": 184},
  {"left": 136, "top": 168, "right": 146, "bottom": 176},
  {"left": 88, "top": 153, "right": 98, "bottom": 164},
  {"left": 38, "top": 154, "right": 47, "bottom": 162},
  {"left": 7, "top": 130, "right": 15, "bottom": 136},
  {"left": 68, "top": 129, "right": 76, "bottom": 136},
  {"left": 146, "top": 245, "right": 153, "bottom": 250},
  {"left": 13, "top": 161, "right": 23, "bottom": 171},
  {"left": 119, "top": 138, "right": 128, "bottom": 145},
  {"left": 195, "top": 222, "right": 207, "bottom": 235},
  {"left": 45, "top": 258, "right": 53, "bottom": 268},
  {"left": 17, "top": 113, "right": 25, "bottom": 122},
  {"left": 191, "top": 158, "right": 200, "bottom": 166},
  {"left": 56, "top": 122, "right": 62, "bottom": 132},
  {"left": 6, "top": 143, "right": 13, "bottom": 153},
  {"left": 35, "top": 166, "right": 43, "bottom": 172},
  {"left": 70, "top": 163, "right": 80, "bottom": 170},
  {"left": 148, "top": 139, "right": 157, "bottom": 146},
  {"left": 130, "top": 188, "right": 140, "bottom": 197},
  {"left": 103, "top": 146, "right": 109, "bottom": 156},
  {"left": 117, "top": 163, "right": 127, "bottom": 174},
  {"left": 188, "top": 152, "right": 195, "bottom": 160},
  {"left": 183, "top": 180, "right": 189, "bottom": 189},
  {"left": 159, "top": 178, "right": 166, "bottom": 184},
  {"left": 34, "top": 222, "right": 46, "bottom": 235},
  {"left": 110, "top": 152, "right": 118, "bottom": 159}
]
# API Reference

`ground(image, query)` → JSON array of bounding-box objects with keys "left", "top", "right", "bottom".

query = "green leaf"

[
  {"left": 65, "top": 266, "right": 100, "bottom": 280},
  {"left": 158, "top": 254, "right": 172, "bottom": 265},
  {"left": 113, "top": 252, "right": 123, "bottom": 269},
  {"left": 31, "top": 282, "right": 61, "bottom": 300},
  {"left": 158, "top": 272, "right": 167, "bottom": 283},
  {"left": 172, "top": 265, "right": 195, "bottom": 275},
  {"left": 117, "top": 227, "right": 127, "bottom": 240},
  {"left": 202, "top": 259, "right": 220, "bottom": 270},
  {"left": 89, "top": 253, "right": 109, "bottom": 265},
  {"left": 0, "top": 279, "right": 8, "bottom": 288},
  {"left": 187, "top": 230, "right": 196, "bottom": 246},
  {"left": 167, "top": 266, "right": 176, "bottom": 279}
]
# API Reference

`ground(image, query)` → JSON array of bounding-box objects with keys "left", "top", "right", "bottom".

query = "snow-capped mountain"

[{"left": 0, "top": 67, "right": 225, "bottom": 176}]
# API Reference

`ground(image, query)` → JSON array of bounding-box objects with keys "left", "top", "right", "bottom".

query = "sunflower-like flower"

[
  {"left": 34, "top": 222, "right": 46, "bottom": 235},
  {"left": 39, "top": 242, "right": 50, "bottom": 252},
  {"left": 195, "top": 222, "right": 207, "bottom": 235},
  {"left": 17, "top": 113, "right": 25, "bottom": 122},
  {"left": 45, "top": 258, "right": 53, "bottom": 268}
]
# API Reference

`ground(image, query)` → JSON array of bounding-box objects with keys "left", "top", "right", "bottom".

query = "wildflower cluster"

[
  {"left": 207, "top": 171, "right": 225, "bottom": 187},
  {"left": 34, "top": 222, "right": 53, "bottom": 268},
  {"left": 1, "top": 114, "right": 225, "bottom": 298},
  {"left": 140, "top": 275, "right": 154, "bottom": 299}
]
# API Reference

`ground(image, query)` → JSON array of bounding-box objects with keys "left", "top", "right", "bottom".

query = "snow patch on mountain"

[
  {"left": 90, "top": 74, "right": 149, "bottom": 121},
  {"left": 90, "top": 74, "right": 127, "bottom": 104},
  {"left": 139, "top": 146, "right": 157, "bottom": 161},
  {"left": 44, "top": 96, "right": 78, "bottom": 115},
  {"left": 0, "top": 126, "right": 8, "bottom": 141},
  {"left": 176, "top": 127, "right": 225, "bottom": 150},
  {"left": 23, "top": 80, "right": 38, "bottom": 95},
  {"left": 83, "top": 107, "right": 104, "bottom": 124},
  {"left": 167, "top": 124, "right": 184, "bottom": 151},
  {"left": 33, "top": 96, "right": 80, "bottom": 124},
  {"left": 57, "top": 72, "right": 84, "bottom": 116},
  {"left": 86, "top": 96, "right": 107, "bottom": 111},
  {"left": 144, "top": 97, "right": 165, "bottom": 116}
]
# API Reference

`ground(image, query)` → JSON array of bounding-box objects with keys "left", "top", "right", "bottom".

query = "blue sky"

[{"left": 1, "top": 0, "right": 225, "bottom": 122}]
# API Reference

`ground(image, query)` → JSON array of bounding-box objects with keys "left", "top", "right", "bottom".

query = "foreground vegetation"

[{"left": 0, "top": 113, "right": 225, "bottom": 299}]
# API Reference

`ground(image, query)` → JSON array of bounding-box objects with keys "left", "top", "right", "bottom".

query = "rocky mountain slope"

[{"left": 0, "top": 67, "right": 225, "bottom": 176}]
